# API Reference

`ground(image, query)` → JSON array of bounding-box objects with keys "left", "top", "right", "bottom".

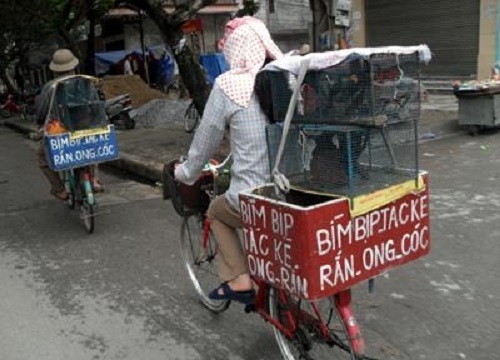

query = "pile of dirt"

[{"left": 99, "top": 75, "right": 167, "bottom": 108}]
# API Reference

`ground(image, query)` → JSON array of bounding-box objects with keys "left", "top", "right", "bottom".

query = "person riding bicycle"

[
  {"left": 175, "top": 16, "right": 283, "bottom": 305},
  {"left": 35, "top": 49, "right": 103, "bottom": 200}
]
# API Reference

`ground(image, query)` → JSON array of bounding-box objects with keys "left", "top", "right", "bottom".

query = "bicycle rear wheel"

[
  {"left": 184, "top": 102, "right": 200, "bottom": 133},
  {"left": 63, "top": 170, "right": 76, "bottom": 210},
  {"left": 268, "top": 288, "right": 363, "bottom": 360},
  {"left": 180, "top": 214, "right": 230, "bottom": 313}
]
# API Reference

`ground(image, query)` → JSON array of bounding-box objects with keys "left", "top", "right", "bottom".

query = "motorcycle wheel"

[
  {"left": 112, "top": 113, "right": 135, "bottom": 130},
  {"left": 0, "top": 108, "right": 11, "bottom": 118},
  {"left": 125, "top": 116, "right": 136, "bottom": 130}
]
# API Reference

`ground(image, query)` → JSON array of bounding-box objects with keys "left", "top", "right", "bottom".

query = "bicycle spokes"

[
  {"left": 180, "top": 215, "right": 229, "bottom": 312},
  {"left": 270, "top": 288, "right": 363, "bottom": 360}
]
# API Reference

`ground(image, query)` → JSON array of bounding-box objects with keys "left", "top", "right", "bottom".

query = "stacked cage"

[
  {"left": 265, "top": 52, "right": 422, "bottom": 204},
  {"left": 50, "top": 77, "right": 107, "bottom": 132}
]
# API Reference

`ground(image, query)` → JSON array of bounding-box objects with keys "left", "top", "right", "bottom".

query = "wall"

[
  {"left": 123, "top": 15, "right": 231, "bottom": 55},
  {"left": 477, "top": 0, "right": 498, "bottom": 79},
  {"left": 256, "top": 0, "right": 312, "bottom": 52},
  {"left": 124, "top": 19, "right": 164, "bottom": 50},
  {"left": 199, "top": 14, "right": 232, "bottom": 53},
  {"left": 349, "top": 0, "right": 365, "bottom": 48}
]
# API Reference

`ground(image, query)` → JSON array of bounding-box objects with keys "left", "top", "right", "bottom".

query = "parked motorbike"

[
  {"left": 0, "top": 94, "right": 20, "bottom": 118},
  {"left": 105, "top": 94, "right": 135, "bottom": 130},
  {"left": 0, "top": 90, "right": 38, "bottom": 120}
]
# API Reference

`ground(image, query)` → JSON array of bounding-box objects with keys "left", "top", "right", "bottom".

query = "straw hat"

[
  {"left": 299, "top": 44, "right": 311, "bottom": 56},
  {"left": 49, "top": 49, "right": 79, "bottom": 73}
]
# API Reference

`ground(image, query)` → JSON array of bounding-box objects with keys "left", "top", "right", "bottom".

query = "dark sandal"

[
  {"left": 50, "top": 189, "right": 69, "bottom": 201},
  {"left": 208, "top": 282, "right": 255, "bottom": 305}
]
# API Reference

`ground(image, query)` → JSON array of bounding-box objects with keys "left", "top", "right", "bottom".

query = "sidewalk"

[{"left": 3, "top": 94, "right": 460, "bottom": 183}]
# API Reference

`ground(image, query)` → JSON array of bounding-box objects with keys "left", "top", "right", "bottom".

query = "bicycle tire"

[
  {"left": 184, "top": 102, "right": 200, "bottom": 133},
  {"left": 268, "top": 288, "right": 361, "bottom": 360},
  {"left": 63, "top": 170, "right": 76, "bottom": 210},
  {"left": 82, "top": 175, "right": 95, "bottom": 234},
  {"left": 180, "top": 215, "right": 230, "bottom": 313},
  {"left": 82, "top": 203, "right": 95, "bottom": 234}
]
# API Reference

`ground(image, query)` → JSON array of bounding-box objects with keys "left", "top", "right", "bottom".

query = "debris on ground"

[
  {"left": 130, "top": 98, "right": 189, "bottom": 129},
  {"left": 99, "top": 75, "right": 167, "bottom": 108},
  {"left": 421, "top": 132, "right": 436, "bottom": 140}
]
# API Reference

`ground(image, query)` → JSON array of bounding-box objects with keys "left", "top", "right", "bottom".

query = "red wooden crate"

[{"left": 239, "top": 173, "right": 430, "bottom": 300}]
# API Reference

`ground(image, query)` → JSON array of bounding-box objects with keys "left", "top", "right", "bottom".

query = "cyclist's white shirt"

[{"left": 175, "top": 83, "right": 270, "bottom": 211}]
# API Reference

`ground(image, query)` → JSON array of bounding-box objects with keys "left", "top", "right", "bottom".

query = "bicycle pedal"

[{"left": 244, "top": 304, "right": 256, "bottom": 313}]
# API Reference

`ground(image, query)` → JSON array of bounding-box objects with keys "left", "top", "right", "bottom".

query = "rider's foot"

[
  {"left": 208, "top": 282, "right": 255, "bottom": 305},
  {"left": 93, "top": 179, "right": 103, "bottom": 192},
  {"left": 209, "top": 274, "right": 255, "bottom": 303},
  {"left": 51, "top": 188, "right": 69, "bottom": 201}
]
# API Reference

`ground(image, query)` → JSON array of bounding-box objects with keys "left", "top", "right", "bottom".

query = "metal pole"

[
  {"left": 139, "top": 10, "right": 150, "bottom": 85},
  {"left": 86, "top": 0, "right": 96, "bottom": 75}
]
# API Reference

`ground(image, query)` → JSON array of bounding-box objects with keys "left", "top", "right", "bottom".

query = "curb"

[
  {"left": 3, "top": 119, "right": 164, "bottom": 183},
  {"left": 4, "top": 119, "right": 35, "bottom": 135},
  {"left": 4, "top": 115, "right": 464, "bottom": 184},
  {"left": 110, "top": 153, "right": 163, "bottom": 183}
]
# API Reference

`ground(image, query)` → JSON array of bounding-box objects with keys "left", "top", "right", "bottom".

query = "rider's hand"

[{"left": 173, "top": 162, "right": 183, "bottom": 181}]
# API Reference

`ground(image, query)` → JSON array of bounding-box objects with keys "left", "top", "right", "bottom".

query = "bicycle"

[
  {"left": 164, "top": 155, "right": 366, "bottom": 360},
  {"left": 61, "top": 166, "right": 97, "bottom": 234},
  {"left": 183, "top": 100, "right": 200, "bottom": 133},
  {"left": 42, "top": 74, "right": 119, "bottom": 234}
]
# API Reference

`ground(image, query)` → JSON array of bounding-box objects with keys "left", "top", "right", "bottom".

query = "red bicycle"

[{"left": 165, "top": 155, "right": 367, "bottom": 360}]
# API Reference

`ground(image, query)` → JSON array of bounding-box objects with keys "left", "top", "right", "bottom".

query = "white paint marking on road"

[{"left": 390, "top": 293, "right": 406, "bottom": 300}]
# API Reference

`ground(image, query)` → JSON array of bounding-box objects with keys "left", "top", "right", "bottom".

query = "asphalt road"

[{"left": 0, "top": 124, "right": 499, "bottom": 360}]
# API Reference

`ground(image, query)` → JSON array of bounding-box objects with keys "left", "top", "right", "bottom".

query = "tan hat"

[
  {"left": 49, "top": 49, "right": 79, "bottom": 73},
  {"left": 299, "top": 44, "right": 311, "bottom": 56}
]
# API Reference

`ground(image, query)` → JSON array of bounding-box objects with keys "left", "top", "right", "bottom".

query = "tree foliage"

[
  {"left": 0, "top": 0, "right": 115, "bottom": 88},
  {"left": 235, "top": 0, "right": 260, "bottom": 17}
]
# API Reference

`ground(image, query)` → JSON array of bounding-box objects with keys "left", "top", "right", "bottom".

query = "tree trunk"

[
  {"left": 174, "top": 43, "right": 211, "bottom": 114},
  {"left": 0, "top": 68, "right": 16, "bottom": 93},
  {"left": 114, "top": 0, "right": 213, "bottom": 115}
]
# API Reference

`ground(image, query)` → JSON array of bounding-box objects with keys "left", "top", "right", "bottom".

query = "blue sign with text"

[{"left": 44, "top": 126, "right": 120, "bottom": 171}]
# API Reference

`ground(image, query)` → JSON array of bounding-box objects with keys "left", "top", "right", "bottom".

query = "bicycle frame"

[
  {"left": 197, "top": 214, "right": 365, "bottom": 358},
  {"left": 64, "top": 166, "right": 95, "bottom": 205}
]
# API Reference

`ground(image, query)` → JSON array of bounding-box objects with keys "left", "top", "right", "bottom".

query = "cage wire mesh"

[
  {"left": 267, "top": 52, "right": 421, "bottom": 126},
  {"left": 265, "top": 51, "right": 422, "bottom": 203},
  {"left": 50, "top": 77, "right": 107, "bottom": 132},
  {"left": 267, "top": 122, "right": 419, "bottom": 201}
]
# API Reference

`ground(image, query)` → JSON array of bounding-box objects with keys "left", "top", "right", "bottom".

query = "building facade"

[
  {"left": 351, "top": 0, "right": 497, "bottom": 80},
  {"left": 255, "top": 0, "right": 312, "bottom": 52}
]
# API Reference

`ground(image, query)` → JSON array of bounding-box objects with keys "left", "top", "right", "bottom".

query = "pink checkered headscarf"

[{"left": 216, "top": 16, "right": 282, "bottom": 108}]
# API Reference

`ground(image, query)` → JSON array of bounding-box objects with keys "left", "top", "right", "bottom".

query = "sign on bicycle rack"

[
  {"left": 239, "top": 173, "right": 430, "bottom": 301},
  {"left": 44, "top": 125, "right": 120, "bottom": 171}
]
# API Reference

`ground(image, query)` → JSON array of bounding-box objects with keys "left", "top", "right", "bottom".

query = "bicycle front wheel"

[
  {"left": 268, "top": 288, "right": 363, "bottom": 360},
  {"left": 82, "top": 203, "right": 95, "bottom": 234},
  {"left": 81, "top": 175, "right": 95, "bottom": 234},
  {"left": 180, "top": 215, "right": 230, "bottom": 313},
  {"left": 183, "top": 102, "right": 200, "bottom": 133}
]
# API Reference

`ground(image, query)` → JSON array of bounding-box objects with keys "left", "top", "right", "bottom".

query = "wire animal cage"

[
  {"left": 266, "top": 52, "right": 421, "bottom": 126},
  {"left": 266, "top": 120, "right": 419, "bottom": 204},
  {"left": 263, "top": 49, "right": 426, "bottom": 207},
  {"left": 49, "top": 77, "right": 107, "bottom": 132}
]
